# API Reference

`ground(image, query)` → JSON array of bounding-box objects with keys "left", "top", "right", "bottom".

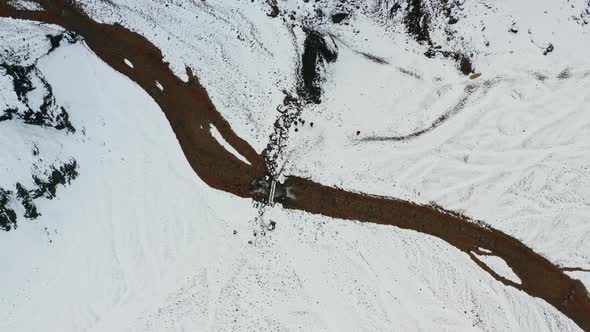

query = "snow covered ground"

[
  {"left": 1, "top": 0, "right": 589, "bottom": 330},
  {"left": 67, "top": 0, "right": 590, "bottom": 273},
  {"left": 282, "top": 3, "right": 590, "bottom": 271}
]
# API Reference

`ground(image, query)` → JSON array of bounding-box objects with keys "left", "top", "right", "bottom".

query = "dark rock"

[
  {"left": 331, "top": 13, "right": 349, "bottom": 24},
  {"left": 404, "top": 0, "right": 432, "bottom": 45},
  {"left": 0, "top": 188, "right": 17, "bottom": 231}
]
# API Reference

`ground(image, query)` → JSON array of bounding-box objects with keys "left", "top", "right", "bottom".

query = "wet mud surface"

[{"left": 1, "top": 1, "right": 588, "bottom": 329}]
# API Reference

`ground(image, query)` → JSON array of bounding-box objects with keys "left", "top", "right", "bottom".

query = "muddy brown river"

[{"left": 1, "top": 1, "right": 588, "bottom": 330}]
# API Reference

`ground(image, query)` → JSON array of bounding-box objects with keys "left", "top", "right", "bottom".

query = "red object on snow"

[{"left": 356, "top": 130, "right": 361, "bottom": 136}]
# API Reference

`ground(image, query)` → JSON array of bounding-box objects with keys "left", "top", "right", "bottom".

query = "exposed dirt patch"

[{"left": 298, "top": 30, "right": 338, "bottom": 104}]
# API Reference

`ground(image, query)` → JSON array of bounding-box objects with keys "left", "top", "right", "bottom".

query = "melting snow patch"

[
  {"left": 474, "top": 253, "right": 522, "bottom": 284},
  {"left": 478, "top": 247, "right": 492, "bottom": 254},
  {"left": 210, "top": 125, "right": 251, "bottom": 165},
  {"left": 124, "top": 58, "right": 134, "bottom": 68},
  {"left": 156, "top": 80, "right": 163, "bottom": 91}
]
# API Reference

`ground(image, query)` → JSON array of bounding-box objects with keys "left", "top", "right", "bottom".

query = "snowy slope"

[{"left": 1, "top": 0, "right": 589, "bottom": 331}]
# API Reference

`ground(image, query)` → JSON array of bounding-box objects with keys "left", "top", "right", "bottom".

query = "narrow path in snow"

[
  {"left": 360, "top": 82, "right": 482, "bottom": 143},
  {"left": 1, "top": 1, "right": 588, "bottom": 330}
]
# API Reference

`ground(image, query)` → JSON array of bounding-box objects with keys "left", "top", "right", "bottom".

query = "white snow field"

[{"left": 0, "top": 0, "right": 589, "bottom": 331}]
